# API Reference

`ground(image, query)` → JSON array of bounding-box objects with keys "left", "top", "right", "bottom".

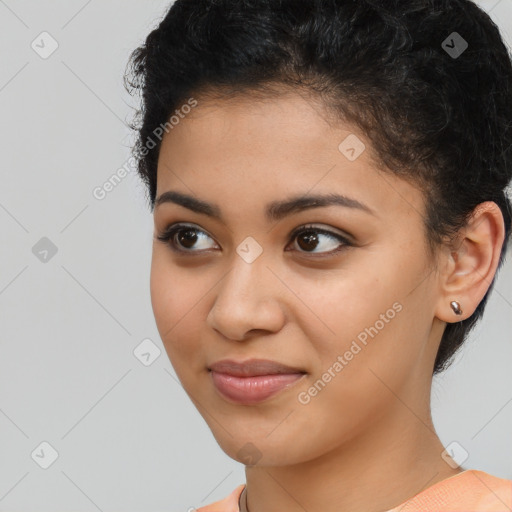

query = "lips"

[
  {"left": 208, "top": 358, "right": 307, "bottom": 405},
  {"left": 208, "top": 358, "right": 306, "bottom": 377}
]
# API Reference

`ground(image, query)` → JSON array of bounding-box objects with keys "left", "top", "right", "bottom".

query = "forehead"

[
  {"left": 156, "top": 91, "right": 425, "bottom": 224},
  {"left": 161, "top": 90, "right": 336, "bottom": 159}
]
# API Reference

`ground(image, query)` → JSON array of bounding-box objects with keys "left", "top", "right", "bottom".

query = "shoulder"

[
  {"left": 196, "top": 484, "right": 246, "bottom": 512},
  {"left": 391, "top": 469, "right": 512, "bottom": 512},
  {"left": 463, "top": 470, "right": 512, "bottom": 511}
]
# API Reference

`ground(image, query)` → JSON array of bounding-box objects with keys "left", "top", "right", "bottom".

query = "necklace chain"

[{"left": 238, "top": 486, "right": 248, "bottom": 512}]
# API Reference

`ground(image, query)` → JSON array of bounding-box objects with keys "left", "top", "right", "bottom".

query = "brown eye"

[
  {"left": 176, "top": 228, "right": 199, "bottom": 249},
  {"left": 156, "top": 224, "right": 218, "bottom": 253},
  {"left": 156, "top": 223, "right": 353, "bottom": 257},
  {"left": 288, "top": 225, "right": 352, "bottom": 256},
  {"left": 296, "top": 231, "right": 321, "bottom": 251}
]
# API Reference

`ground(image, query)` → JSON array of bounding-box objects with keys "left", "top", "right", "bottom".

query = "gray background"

[{"left": 0, "top": 1, "right": 511, "bottom": 511}]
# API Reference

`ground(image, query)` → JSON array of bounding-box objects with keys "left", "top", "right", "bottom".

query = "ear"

[{"left": 434, "top": 201, "right": 506, "bottom": 323}]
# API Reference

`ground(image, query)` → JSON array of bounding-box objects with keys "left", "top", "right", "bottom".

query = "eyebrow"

[{"left": 154, "top": 190, "right": 376, "bottom": 222}]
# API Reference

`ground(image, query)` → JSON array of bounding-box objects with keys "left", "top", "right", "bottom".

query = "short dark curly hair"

[{"left": 124, "top": 0, "right": 512, "bottom": 375}]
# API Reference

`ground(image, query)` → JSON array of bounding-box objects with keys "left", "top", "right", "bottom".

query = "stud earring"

[{"left": 450, "top": 301, "right": 463, "bottom": 316}]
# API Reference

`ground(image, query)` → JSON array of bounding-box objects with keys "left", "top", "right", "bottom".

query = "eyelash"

[{"left": 155, "top": 223, "right": 353, "bottom": 257}]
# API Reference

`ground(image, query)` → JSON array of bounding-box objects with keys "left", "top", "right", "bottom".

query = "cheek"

[
  {"left": 149, "top": 251, "right": 205, "bottom": 364},
  {"left": 298, "top": 252, "right": 428, "bottom": 384},
  {"left": 290, "top": 308, "right": 416, "bottom": 451},
  {"left": 290, "top": 264, "right": 390, "bottom": 351},
  {"left": 149, "top": 254, "right": 178, "bottom": 333}
]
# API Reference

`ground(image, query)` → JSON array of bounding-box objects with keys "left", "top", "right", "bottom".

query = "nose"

[{"left": 206, "top": 255, "right": 286, "bottom": 341}]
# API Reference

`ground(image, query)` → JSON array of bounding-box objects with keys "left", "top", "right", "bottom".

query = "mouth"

[
  {"left": 208, "top": 358, "right": 307, "bottom": 377},
  {"left": 208, "top": 358, "right": 307, "bottom": 405}
]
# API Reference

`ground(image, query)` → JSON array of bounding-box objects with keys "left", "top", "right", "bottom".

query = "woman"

[{"left": 124, "top": 0, "right": 512, "bottom": 510}]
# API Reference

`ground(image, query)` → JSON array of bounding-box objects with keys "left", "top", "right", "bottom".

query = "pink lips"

[{"left": 208, "top": 358, "right": 307, "bottom": 405}]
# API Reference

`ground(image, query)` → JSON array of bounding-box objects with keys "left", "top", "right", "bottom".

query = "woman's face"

[{"left": 150, "top": 91, "right": 445, "bottom": 466}]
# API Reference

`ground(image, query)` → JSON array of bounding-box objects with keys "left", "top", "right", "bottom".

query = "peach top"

[{"left": 196, "top": 469, "right": 512, "bottom": 512}]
